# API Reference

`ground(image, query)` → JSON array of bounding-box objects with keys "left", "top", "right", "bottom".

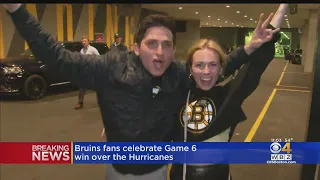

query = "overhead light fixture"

[
  {"left": 285, "top": 15, "right": 287, "bottom": 17},
  {"left": 236, "top": 11, "right": 240, "bottom": 13},
  {"left": 195, "top": 12, "right": 198, "bottom": 14},
  {"left": 213, "top": 25, "right": 216, "bottom": 26},
  {"left": 244, "top": 15, "right": 247, "bottom": 18},
  {"left": 241, "top": 26, "right": 244, "bottom": 28},
  {"left": 220, "top": 26, "right": 222, "bottom": 27},
  {"left": 206, "top": 22, "right": 208, "bottom": 25},
  {"left": 208, "top": 16, "right": 211, "bottom": 18},
  {"left": 286, "top": 19, "right": 288, "bottom": 21},
  {"left": 226, "top": 5, "right": 230, "bottom": 8},
  {"left": 231, "top": 23, "right": 234, "bottom": 25},
  {"left": 250, "top": 18, "right": 253, "bottom": 20},
  {"left": 237, "top": 25, "right": 239, "bottom": 26},
  {"left": 217, "top": 18, "right": 220, "bottom": 20},
  {"left": 179, "top": 7, "right": 182, "bottom": 10},
  {"left": 255, "top": 21, "right": 257, "bottom": 23},
  {"left": 225, "top": 21, "right": 228, "bottom": 23},
  {"left": 199, "top": 25, "right": 201, "bottom": 27}
]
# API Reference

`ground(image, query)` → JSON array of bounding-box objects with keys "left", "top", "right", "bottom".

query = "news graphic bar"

[
  {"left": 1, "top": 142, "right": 320, "bottom": 164},
  {"left": 0, "top": 142, "right": 72, "bottom": 164},
  {"left": 71, "top": 142, "right": 320, "bottom": 164}
]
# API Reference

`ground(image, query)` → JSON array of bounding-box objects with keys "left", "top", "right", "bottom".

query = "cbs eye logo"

[{"left": 270, "top": 142, "right": 292, "bottom": 154}]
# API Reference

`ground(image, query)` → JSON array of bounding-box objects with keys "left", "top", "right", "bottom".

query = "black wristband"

[{"left": 267, "top": 24, "right": 281, "bottom": 42}]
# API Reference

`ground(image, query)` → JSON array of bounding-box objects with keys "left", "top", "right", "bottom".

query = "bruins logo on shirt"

[{"left": 180, "top": 97, "right": 216, "bottom": 133}]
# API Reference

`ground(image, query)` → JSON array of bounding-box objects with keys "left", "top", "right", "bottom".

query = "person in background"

[
  {"left": 74, "top": 36, "right": 100, "bottom": 110},
  {"left": 110, "top": 33, "right": 128, "bottom": 53}
]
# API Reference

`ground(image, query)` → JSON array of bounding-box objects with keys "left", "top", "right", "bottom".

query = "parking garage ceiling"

[{"left": 142, "top": 4, "right": 320, "bottom": 29}]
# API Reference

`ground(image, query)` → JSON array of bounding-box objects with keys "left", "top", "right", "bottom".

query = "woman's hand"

[
  {"left": 2, "top": 4, "right": 22, "bottom": 13},
  {"left": 244, "top": 13, "right": 280, "bottom": 55}
]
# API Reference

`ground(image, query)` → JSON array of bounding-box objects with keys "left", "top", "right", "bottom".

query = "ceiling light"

[
  {"left": 220, "top": 26, "right": 222, "bottom": 27},
  {"left": 217, "top": 18, "right": 220, "bottom": 20},
  {"left": 236, "top": 11, "right": 240, "bottom": 13},
  {"left": 285, "top": 15, "right": 287, "bottom": 17},
  {"left": 199, "top": 25, "right": 201, "bottom": 27},
  {"left": 255, "top": 21, "right": 257, "bottom": 23},
  {"left": 208, "top": 16, "right": 211, "bottom": 18},
  {"left": 226, "top": 5, "right": 230, "bottom": 8},
  {"left": 225, "top": 21, "right": 228, "bottom": 23},
  {"left": 250, "top": 18, "right": 253, "bottom": 20},
  {"left": 231, "top": 23, "right": 234, "bottom": 25},
  {"left": 286, "top": 19, "right": 288, "bottom": 21},
  {"left": 206, "top": 22, "right": 208, "bottom": 25},
  {"left": 241, "top": 26, "right": 244, "bottom": 28},
  {"left": 237, "top": 25, "right": 239, "bottom": 26},
  {"left": 213, "top": 25, "right": 216, "bottom": 26},
  {"left": 244, "top": 15, "right": 247, "bottom": 18},
  {"left": 179, "top": 7, "right": 182, "bottom": 10},
  {"left": 195, "top": 12, "right": 198, "bottom": 14}
]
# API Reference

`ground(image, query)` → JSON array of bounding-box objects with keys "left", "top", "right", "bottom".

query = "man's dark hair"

[{"left": 134, "top": 14, "right": 176, "bottom": 46}]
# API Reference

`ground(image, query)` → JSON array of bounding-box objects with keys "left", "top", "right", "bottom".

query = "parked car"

[
  {"left": 0, "top": 41, "right": 109, "bottom": 100},
  {"left": 285, "top": 49, "right": 302, "bottom": 65}
]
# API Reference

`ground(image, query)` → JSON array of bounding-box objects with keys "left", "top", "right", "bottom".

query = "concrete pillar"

[
  {"left": 304, "top": 10, "right": 319, "bottom": 73},
  {"left": 302, "top": 21, "right": 309, "bottom": 66},
  {"left": 300, "top": 25, "right": 306, "bottom": 49}
]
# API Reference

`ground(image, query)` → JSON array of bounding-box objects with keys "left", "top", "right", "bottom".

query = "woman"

[{"left": 170, "top": 4, "right": 288, "bottom": 180}]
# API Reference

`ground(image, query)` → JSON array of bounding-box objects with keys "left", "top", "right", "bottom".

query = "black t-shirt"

[{"left": 174, "top": 82, "right": 244, "bottom": 142}]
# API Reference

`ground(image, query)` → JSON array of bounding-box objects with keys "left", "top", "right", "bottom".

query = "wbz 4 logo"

[{"left": 270, "top": 142, "right": 292, "bottom": 161}]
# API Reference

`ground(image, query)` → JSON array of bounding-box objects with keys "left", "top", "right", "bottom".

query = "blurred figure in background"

[
  {"left": 110, "top": 33, "right": 128, "bottom": 53},
  {"left": 74, "top": 36, "right": 100, "bottom": 110}
]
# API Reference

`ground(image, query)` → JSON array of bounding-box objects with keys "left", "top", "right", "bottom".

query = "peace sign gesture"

[{"left": 249, "top": 13, "right": 281, "bottom": 50}]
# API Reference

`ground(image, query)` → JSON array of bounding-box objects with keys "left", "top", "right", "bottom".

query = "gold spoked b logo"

[{"left": 180, "top": 97, "right": 216, "bottom": 133}]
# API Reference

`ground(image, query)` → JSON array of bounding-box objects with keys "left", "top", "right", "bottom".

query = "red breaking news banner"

[{"left": 0, "top": 142, "right": 72, "bottom": 164}]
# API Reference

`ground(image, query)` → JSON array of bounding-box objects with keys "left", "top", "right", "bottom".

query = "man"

[
  {"left": 74, "top": 36, "right": 100, "bottom": 110},
  {"left": 3, "top": 3, "right": 282, "bottom": 180},
  {"left": 110, "top": 33, "right": 128, "bottom": 53}
]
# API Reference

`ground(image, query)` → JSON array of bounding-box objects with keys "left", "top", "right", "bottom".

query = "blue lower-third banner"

[{"left": 71, "top": 142, "right": 320, "bottom": 164}]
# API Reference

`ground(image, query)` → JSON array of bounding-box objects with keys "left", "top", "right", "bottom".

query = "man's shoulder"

[{"left": 104, "top": 50, "right": 131, "bottom": 64}]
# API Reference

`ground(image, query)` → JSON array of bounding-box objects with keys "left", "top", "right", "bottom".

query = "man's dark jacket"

[
  {"left": 110, "top": 42, "right": 128, "bottom": 52},
  {"left": 9, "top": 5, "right": 253, "bottom": 175}
]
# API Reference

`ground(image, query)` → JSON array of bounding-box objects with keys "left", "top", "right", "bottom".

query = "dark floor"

[{"left": 0, "top": 58, "right": 314, "bottom": 180}]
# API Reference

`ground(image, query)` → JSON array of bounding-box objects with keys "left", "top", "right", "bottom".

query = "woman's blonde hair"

[{"left": 186, "top": 39, "right": 227, "bottom": 69}]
